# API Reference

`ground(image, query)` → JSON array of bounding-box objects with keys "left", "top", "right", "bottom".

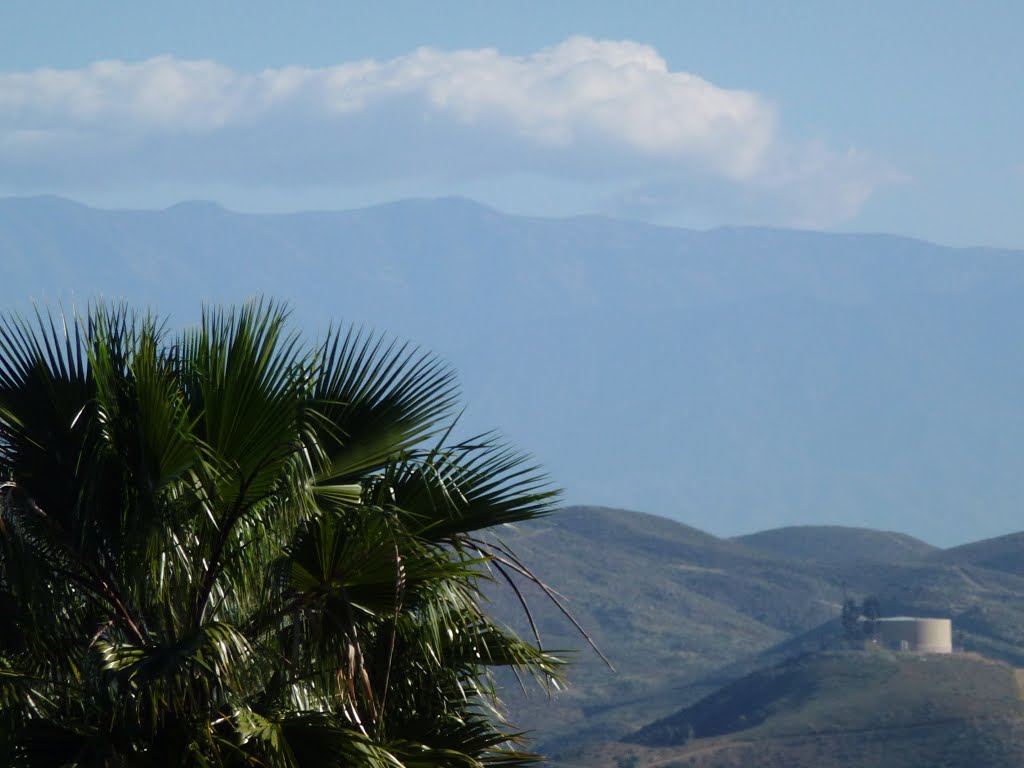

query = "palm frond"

[
  {"left": 0, "top": 300, "right": 578, "bottom": 767},
  {"left": 310, "top": 327, "right": 460, "bottom": 482}
]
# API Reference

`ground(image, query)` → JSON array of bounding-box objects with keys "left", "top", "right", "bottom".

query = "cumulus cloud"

[
  {"left": 0, "top": 37, "right": 892, "bottom": 226},
  {"left": 608, "top": 141, "right": 901, "bottom": 228}
]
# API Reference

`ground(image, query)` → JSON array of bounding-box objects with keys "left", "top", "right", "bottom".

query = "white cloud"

[
  {"left": 607, "top": 141, "right": 904, "bottom": 229},
  {"left": 0, "top": 37, "right": 893, "bottom": 226}
]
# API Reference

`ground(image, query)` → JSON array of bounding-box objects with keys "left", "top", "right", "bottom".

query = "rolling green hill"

[
  {"left": 629, "top": 651, "right": 1023, "bottom": 744},
  {"left": 490, "top": 506, "right": 1024, "bottom": 755},
  {"left": 590, "top": 651, "right": 1024, "bottom": 768}
]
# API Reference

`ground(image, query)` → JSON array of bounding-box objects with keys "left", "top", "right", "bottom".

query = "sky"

[{"left": 1, "top": 1, "right": 1023, "bottom": 248}]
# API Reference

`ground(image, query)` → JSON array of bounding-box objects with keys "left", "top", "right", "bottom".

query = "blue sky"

[{"left": 2, "top": 1, "right": 1022, "bottom": 248}]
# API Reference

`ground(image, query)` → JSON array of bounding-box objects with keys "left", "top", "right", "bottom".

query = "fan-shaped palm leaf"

[{"left": 0, "top": 301, "right": 580, "bottom": 767}]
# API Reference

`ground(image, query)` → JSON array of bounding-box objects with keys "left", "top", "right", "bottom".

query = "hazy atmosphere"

[
  {"left": 4, "top": 2, "right": 1024, "bottom": 546},
  {"left": 3, "top": 2, "right": 1023, "bottom": 247},
  {"left": 4, "top": 4, "right": 1024, "bottom": 768}
]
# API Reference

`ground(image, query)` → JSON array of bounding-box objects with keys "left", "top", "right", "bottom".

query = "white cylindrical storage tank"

[
  {"left": 876, "top": 617, "right": 952, "bottom": 654},
  {"left": 913, "top": 618, "right": 952, "bottom": 653}
]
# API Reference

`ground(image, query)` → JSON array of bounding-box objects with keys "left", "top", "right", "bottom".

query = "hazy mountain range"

[{"left": 3, "top": 194, "right": 1024, "bottom": 545}]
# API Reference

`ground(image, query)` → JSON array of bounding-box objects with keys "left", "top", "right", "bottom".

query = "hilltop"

[
  {"left": 734, "top": 525, "right": 936, "bottom": 564},
  {"left": 933, "top": 531, "right": 1024, "bottom": 577}
]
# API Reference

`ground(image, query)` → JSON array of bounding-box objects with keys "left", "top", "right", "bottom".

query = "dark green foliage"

[{"left": 0, "top": 301, "right": 565, "bottom": 767}]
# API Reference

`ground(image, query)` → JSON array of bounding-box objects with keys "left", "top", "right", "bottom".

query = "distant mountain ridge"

[{"left": 4, "top": 195, "right": 1024, "bottom": 545}]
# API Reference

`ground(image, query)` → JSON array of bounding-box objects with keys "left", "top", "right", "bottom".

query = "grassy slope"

[
  {"left": 570, "top": 652, "right": 1024, "bottom": 768},
  {"left": 492, "top": 506, "right": 1024, "bottom": 754},
  {"left": 487, "top": 511, "right": 783, "bottom": 748},
  {"left": 630, "top": 651, "right": 1022, "bottom": 743},
  {"left": 933, "top": 531, "right": 1024, "bottom": 577},
  {"left": 579, "top": 719, "right": 1024, "bottom": 768},
  {"left": 489, "top": 506, "right": 856, "bottom": 749}
]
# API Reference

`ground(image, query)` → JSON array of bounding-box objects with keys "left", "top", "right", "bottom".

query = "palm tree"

[{"left": 0, "top": 301, "right": 571, "bottom": 767}]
